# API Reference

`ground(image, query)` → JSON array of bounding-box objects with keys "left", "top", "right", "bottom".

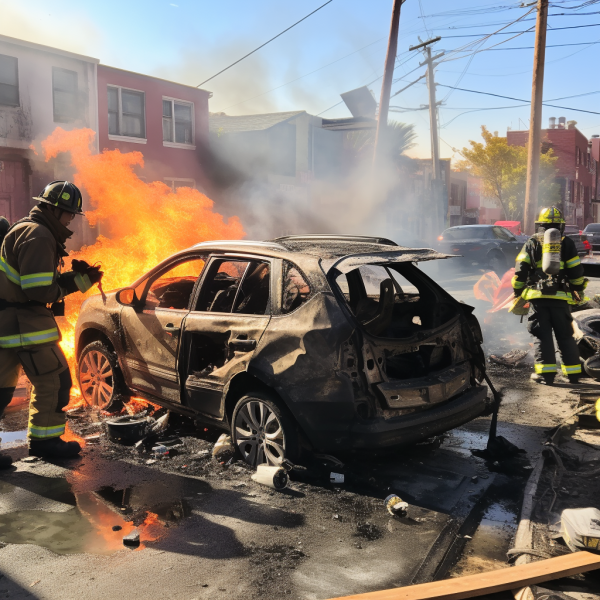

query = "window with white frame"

[
  {"left": 53, "top": 67, "right": 78, "bottom": 122},
  {"left": 107, "top": 86, "right": 146, "bottom": 139},
  {"left": 162, "top": 98, "right": 194, "bottom": 145},
  {"left": 164, "top": 178, "right": 195, "bottom": 192},
  {"left": 0, "top": 54, "right": 19, "bottom": 106}
]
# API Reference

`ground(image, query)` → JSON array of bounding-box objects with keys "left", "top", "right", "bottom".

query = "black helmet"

[
  {"left": 0, "top": 216, "right": 9, "bottom": 239},
  {"left": 34, "top": 180, "right": 84, "bottom": 215}
]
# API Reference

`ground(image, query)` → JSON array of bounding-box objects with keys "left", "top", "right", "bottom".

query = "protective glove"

[{"left": 71, "top": 259, "right": 104, "bottom": 287}]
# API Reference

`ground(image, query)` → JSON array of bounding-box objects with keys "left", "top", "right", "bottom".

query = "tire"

[
  {"left": 488, "top": 252, "right": 507, "bottom": 277},
  {"left": 231, "top": 391, "right": 300, "bottom": 467},
  {"left": 77, "top": 340, "right": 128, "bottom": 411}
]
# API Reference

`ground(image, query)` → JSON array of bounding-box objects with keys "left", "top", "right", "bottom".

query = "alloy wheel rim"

[
  {"left": 79, "top": 350, "right": 114, "bottom": 409},
  {"left": 234, "top": 400, "right": 285, "bottom": 466}
]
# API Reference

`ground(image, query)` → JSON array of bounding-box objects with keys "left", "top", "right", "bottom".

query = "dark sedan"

[
  {"left": 582, "top": 224, "right": 600, "bottom": 251},
  {"left": 437, "top": 225, "right": 522, "bottom": 275}
]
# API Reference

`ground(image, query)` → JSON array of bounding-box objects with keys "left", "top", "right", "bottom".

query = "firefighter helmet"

[
  {"left": 34, "top": 181, "right": 84, "bottom": 215},
  {"left": 536, "top": 206, "right": 565, "bottom": 226}
]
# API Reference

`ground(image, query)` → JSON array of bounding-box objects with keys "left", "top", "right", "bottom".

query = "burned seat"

[{"left": 356, "top": 278, "right": 395, "bottom": 337}]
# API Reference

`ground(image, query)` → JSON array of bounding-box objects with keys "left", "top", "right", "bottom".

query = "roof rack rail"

[{"left": 271, "top": 234, "right": 398, "bottom": 247}]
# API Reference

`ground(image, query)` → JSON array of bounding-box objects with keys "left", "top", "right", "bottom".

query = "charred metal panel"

[{"left": 250, "top": 292, "right": 356, "bottom": 449}]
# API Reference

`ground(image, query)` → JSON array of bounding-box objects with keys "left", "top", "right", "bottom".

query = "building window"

[
  {"left": 162, "top": 98, "right": 194, "bottom": 146},
  {"left": 107, "top": 86, "right": 146, "bottom": 139},
  {"left": 164, "top": 178, "right": 196, "bottom": 192},
  {"left": 0, "top": 54, "right": 19, "bottom": 106},
  {"left": 52, "top": 67, "right": 78, "bottom": 122}
]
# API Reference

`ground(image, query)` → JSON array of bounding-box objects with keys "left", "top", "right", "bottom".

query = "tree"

[
  {"left": 455, "top": 126, "right": 560, "bottom": 221},
  {"left": 348, "top": 120, "right": 416, "bottom": 165}
]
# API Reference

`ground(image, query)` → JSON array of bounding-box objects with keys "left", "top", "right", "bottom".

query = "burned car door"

[
  {"left": 182, "top": 256, "right": 272, "bottom": 419},
  {"left": 119, "top": 255, "right": 206, "bottom": 402}
]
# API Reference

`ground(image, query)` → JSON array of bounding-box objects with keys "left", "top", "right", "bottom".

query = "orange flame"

[
  {"left": 38, "top": 127, "right": 243, "bottom": 402},
  {"left": 62, "top": 422, "right": 86, "bottom": 447}
]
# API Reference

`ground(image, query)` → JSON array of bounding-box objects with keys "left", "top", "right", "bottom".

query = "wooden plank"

[{"left": 328, "top": 552, "right": 600, "bottom": 600}]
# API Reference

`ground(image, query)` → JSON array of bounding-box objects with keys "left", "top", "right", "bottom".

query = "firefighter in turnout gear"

[
  {"left": 512, "top": 206, "right": 586, "bottom": 386},
  {"left": 0, "top": 181, "right": 103, "bottom": 466}
]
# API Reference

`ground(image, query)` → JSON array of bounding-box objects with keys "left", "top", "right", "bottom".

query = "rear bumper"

[{"left": 347, "top": 384, "right": 490, "bottom": 449}]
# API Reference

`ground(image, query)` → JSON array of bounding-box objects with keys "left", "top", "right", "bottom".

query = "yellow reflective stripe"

[
  {"left": 28, "top": 424, "right": 65, "bottom": 439},
  {"left": 521, "top": 288, "right": 578, "bottom": 304},
  {"left": 0, "top": 256, "right": 20, "bottom": 285},
  {"left": 569, "top": 276, "right": 585, "bottom": 285},
  {"left": 542, "top": 243, "right": 561, "bottom": 253},
  {"left": 561, "top": 364, "right": 582, "bottom": 375},
  {"left": 21, "top": 271, "right": 54, "bottom": 289},
  {"left": 535, "top": 260, "right": 565, "bottom": 268},
  {"left": 512, "top": 276, "right": 525, "bottom": 289},
  {"left": 0, "top": 333, "right": 23, "bottom": 348},
  {"left": 535, "top": 364, "right": 557, "bottom": 374},
  {"left": 0, "top": 328, "right": 60, "bottom": 348},
  {"left": 74, "top": 272, "right": 93, "bottom": 293},
  {"left": 516, "top": 252, "right": 530, "bottom": 264},
  {"left": 566, "top": 256, "right": 581, "bottom": 268}
]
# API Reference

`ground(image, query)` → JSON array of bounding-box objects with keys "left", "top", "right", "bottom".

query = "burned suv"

[{"left": 75, "top": 235, "right": 490, "bottom": 466}]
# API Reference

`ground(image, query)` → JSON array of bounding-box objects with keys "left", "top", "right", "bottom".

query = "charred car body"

[{"left": 75, "top": 235, "right": 491, "bottom": 465}]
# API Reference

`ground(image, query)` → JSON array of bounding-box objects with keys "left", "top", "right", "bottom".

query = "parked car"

[
  {"left": 563, "top": 224, "right": 591, "bottom": 257},
  {"left": 581, "top": 223, "right": 600, "bottom": 251},
  {"left": 75, "top": 235, "right": 490, "bottom": 466},
  {"left": 437, "top": 225, "right": 523, "bottom": 275}
]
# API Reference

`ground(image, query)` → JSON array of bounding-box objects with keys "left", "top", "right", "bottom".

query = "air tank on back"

[{"left": 542, "top": 228, "right": 561, "bottom": 275}]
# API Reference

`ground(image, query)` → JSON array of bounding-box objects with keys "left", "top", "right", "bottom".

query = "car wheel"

[
  {"left": 488, "top": 253, "right": 507, "bottom": 277},
  {"left": 231, "top": 392, "right": 299, "bottom": 466},
  {"left": 78, "top": 341, "right": 127, "bottom": 410}
]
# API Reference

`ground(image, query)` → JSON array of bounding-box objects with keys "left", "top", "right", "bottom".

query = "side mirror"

[{"left": 116, "top": 288, "right": 137, "bottom": 306}]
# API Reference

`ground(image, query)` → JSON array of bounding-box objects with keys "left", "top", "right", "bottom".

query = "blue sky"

[{"left": 2, "top": 0, "right": 599, "bottom": 159}]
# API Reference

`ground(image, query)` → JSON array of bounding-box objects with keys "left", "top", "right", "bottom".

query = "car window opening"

[
  {"left": 196, "top": 260, "right": 270, "bottom": 315},
  {"left": 282, "top": 262, "right": 311, "bottom": 314},
  {"left": 335, "top": 263, "right": 457, "bottom": 340},
  {"left": 141, "top": 258, "right": 206, "bottom": 310}
]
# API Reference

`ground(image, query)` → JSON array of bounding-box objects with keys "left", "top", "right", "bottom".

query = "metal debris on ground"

[
  {"left": 330, "top": 472, "right": 344, "bottom": 484},
  {"left": 489, "top": 349, "right": 530, "bottom": 367},
  {"left": 251, "top": 464, "right": 288, "bottom": 490},
  {"left": 122, "top": 529, "right": 140, "bottom": 547},
  {"left": 385, "top": 494, "right": 409, "bottom": 518}
]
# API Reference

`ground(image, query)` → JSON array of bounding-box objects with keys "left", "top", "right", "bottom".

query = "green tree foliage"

[{"left": 455, "top": 126, "right": 560, "bottom": 221}]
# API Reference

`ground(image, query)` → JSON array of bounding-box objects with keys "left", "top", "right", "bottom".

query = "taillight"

[
  {"left": 470, "top": 245, "right": 483, "bottom": 251},
  {"left": 437, "top": 235, "right": 443, "bottom": 241}
]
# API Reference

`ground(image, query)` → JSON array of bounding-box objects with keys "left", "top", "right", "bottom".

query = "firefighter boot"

[
  {"left": 29, "top": 438, "right": 81, "bottom": 459},
  {"left": 568, "top": 374, "right": 581, "bottom": 385},
  {"left": 531, "top": 373, "right": 555, "bottom": 386}
]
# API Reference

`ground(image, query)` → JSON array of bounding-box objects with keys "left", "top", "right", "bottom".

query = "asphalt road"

[{"left": 1, "top": 262, "right": 598, "bottom": 600}]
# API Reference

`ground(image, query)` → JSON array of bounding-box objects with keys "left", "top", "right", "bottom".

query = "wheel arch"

[{"left": 76, "top": 327, "right": 116, "bottom": 361}]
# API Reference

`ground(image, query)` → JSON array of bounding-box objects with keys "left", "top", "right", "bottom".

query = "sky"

[{"left": 1, "top": 0, "right": 599, "bottom": 160}]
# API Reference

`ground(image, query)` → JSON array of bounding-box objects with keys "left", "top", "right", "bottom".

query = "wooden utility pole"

[
  {"left": 523, "top": 0, "right": 549, "bottom": 234},
  {"left": 425, "top": 46, "right": 441, "bottom": 183},
  {"left": 373, "top": 0, "right": 403, "bottom": 166}
]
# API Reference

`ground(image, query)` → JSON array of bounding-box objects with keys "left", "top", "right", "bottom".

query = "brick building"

[
  {"left": 97, "top": 65, "right": 211, "bottom": 192},
  {"left": 507, "top": 118, "right": 598, "bottom": 228}
]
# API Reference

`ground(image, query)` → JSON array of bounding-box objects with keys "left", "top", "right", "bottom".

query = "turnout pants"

[
  {"left": 527, "top": 299, "right": 582, "bottom": 378},
  {"left": 0, "top": 344, "right": 72, "bottom": 439}
]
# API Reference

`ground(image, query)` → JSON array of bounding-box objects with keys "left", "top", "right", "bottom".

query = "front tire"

[
  {"left": 231, "top": 392, "right": 299, "bottom": 466},
  {"left": 78, "top": 341, "right": 127, "bottom": 411}
]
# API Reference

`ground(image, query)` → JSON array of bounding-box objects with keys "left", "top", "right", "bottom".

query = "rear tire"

[
  {"left": 77, "top": 341, "right": 128, "bottom": 411},
  {"left": 231, "top": 391, "right": 300, "bottom": 466}
]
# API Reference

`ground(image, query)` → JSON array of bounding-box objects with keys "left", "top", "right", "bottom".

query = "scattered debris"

[
  {"left": 489, "top": 349, "right": 530, "bottom": 367},
  {"left": 252, "top": 464, "right": 288, "bottom": 490},
  {"left": 105, "top": 415, "right": 154, "bottom": 445},
  {"left": 558, "top": 508, "right": 600, "bottom": 552},
  {"left": 112, "top": 525, "right": 122, "bottom": 532},
  {"left": 122, "top": 529, "right": 140, "bottom": 547},
  {"left": 385, "top": 494, "right": 409, "bottom": 518},
  {"left": 330, "top": 472, "right": 344, "bottom": 484},
  {"left": 212, "top": 434, "right": 235, "bottom": 462}
]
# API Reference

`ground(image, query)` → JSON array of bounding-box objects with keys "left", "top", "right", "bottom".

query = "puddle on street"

[
  {"left": 442, "top": 428, "right": 489, "bottom": 457},
  {"left": 0, "top": 429, "right": 27, "bottom": 447},
  {"left": 0, "top": 471, "right": 205, "bottom": 555},
  {"left": 451, "top": 501, "right": 518, "bottom": 577}
]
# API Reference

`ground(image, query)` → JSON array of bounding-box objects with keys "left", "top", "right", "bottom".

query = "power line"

[
  {"left": 457, "top": 40, "right": 600, "bottom": 49},
  {"left": 196, "top": 0, "right": 333, "bottom": 88},
  {"left": 435, "top": 83, "right": 600, "bottom": 114},
  {"left": 443, "top": 22, "right": 600, "bottom": 37}
]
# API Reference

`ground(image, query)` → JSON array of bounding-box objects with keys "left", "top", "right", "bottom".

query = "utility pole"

[
  {"left": 408, "top": 37, "right": 444, "bottom": 235},
  {"left": 523, "top": 0, "right": 549, "bottom": 234},
  {"left": 373, "top": 0, "right": 403, "bottom": 167}
]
